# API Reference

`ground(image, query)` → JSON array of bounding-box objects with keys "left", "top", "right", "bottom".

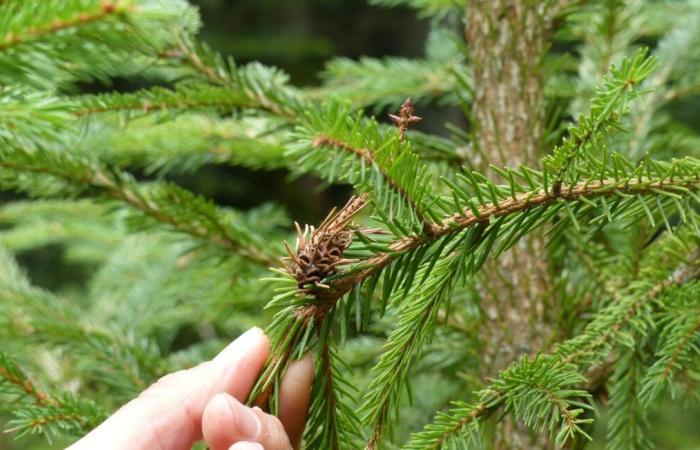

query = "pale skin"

[{"left": 68, "top": 327, "right": 313, "bottom": 450}]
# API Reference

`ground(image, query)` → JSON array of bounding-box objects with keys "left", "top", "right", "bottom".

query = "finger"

[
  {"left": 279, "top": 354, "right": 314, "bottom": 449},
  {"left": 203, "top": 393, "right": 262, "bottom": 450},
  {"left": 68, "top": 327, "right": 269, "bottom": 450},
  {"left": 202, "top": 393, "right": 292, "bottom": 450}
]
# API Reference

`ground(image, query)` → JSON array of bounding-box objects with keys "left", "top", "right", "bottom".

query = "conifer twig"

[
  {"left": 171, "top": 39, "right": 298, "bottom": 120},
  {"left": 0, "top": 159, "right": 277, "bottom": 266},
  {"left": 327, "top": 176, "right": 700, "bottom": 303},
  {"left": 72, "top": 85, "right": 255, "bottom": 117},
  {"left": 90, "top": 171, "right": 278, "bottom": 266},
  {"left": 311, "top": 135, "right": 437, "bottom": 231},
  {"left": 561, "top": 254, "right": 700, "bottom": 366},
  {"left": 0, "top": 1, "right": 129, "bottom": 52},
  {"left": 0, "top": 354, "right": 50, "bottom": 406}
]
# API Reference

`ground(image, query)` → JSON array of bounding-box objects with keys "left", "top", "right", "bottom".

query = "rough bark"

[{"left": 464, "top": 1, "right": 568, "bottom": 448}]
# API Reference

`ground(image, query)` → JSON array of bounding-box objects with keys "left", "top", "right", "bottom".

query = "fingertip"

[
  {"left": 213, "top": 327, "right": 271, "bottom": 401},
  {"left": 203, "top": 393, "right": 262, "bottom": 450},
  {"left": 215, "top": 327, "right": 270, "bottom": 364},
  {"left": 250, "top": 407, "right": 293, "bottom": 450}
]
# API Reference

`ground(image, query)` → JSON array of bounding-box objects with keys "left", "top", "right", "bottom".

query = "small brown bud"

[{"left": 389, "top": 97, "right": 422, "bottom": 142}]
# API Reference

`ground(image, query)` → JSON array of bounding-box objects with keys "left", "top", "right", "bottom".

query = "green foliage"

[
  {"left": 0, "top": 0, "right": 198, "bottom": 90},
  {"left": 0, "top": 353, "right": 107, "bottom": 441},
  {"left": 545, "top": 49, "right": 658, "bottom": 192},
  {"left": 289, "top": 99, "right": 441, "bottom": 233},
  {"left": 403, "top": 401, "right": 484, "bottom": 450},
  {"left": 319, "top": 28, "right": 468, "bottom": 111},
  {"left": 304, "top": 321, "right": 363, "bottom": 450},
  {"left": 2, "top": 0, "right": 700, "bottom": 449},
  {"left": 87, "top": 115, "right": 289, "bottom": 175},
  {"left": 607, "top": 351, "right": 653, "bottom": 450},
  {"left": 321, "top": 57, "right": 457, "bottom": 109},
  {"left": 638, "top": 282, "right": 700, "bottom": 406}
]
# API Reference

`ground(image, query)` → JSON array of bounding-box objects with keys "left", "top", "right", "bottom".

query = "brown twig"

[{"left": 0, "top": 363, "right": 51, "bottom": 406}]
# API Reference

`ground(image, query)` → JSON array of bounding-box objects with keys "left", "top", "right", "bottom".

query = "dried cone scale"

[{"left": 284, "top": 194, "right": 369, "bottom": 291}]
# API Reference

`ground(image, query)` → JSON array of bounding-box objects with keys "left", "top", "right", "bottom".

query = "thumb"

[
  {"left": 68, "top": 327, "right": 269, "bottom": 450},
  {"left": 203, "top": 393, "right": 292, "bottom": 450}
]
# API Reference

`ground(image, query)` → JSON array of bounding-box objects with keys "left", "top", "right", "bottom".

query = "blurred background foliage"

[{"left": 2, "top": 0, "right": 700, "bottom": 449}]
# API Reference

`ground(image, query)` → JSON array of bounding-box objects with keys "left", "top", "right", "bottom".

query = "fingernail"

[
  {"left": 227, "top": 396, "right": 261, "bottom": 439},
  {"left": 230, "top": 442, "right": 264, "bottom": 450}
]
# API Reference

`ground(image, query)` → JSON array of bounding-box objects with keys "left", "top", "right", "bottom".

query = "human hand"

[{"left": 67, "top": 327, "right": 313, "bottom": 450}]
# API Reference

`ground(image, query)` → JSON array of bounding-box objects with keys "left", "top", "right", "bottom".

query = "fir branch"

[
  {"left": 91, "top": 172, "right": 278, "bottom": 266},
  {"left": 558, "top": 256, "right": 700, "bottom": 367},
  {"left": 1, "top": 353, "right": 107, "bottom": 439},
  {"left": 0, "top": 148, "right": 277, "bottom": 265},
  {"left": 72, "top": 84, "right": 253, "bottom": 117},
  {"left": 405, "top": 356, "right": 592, "bottom": 449},
  {"left": 73, "top": 56, "right": 303, "bottom": 120},
  {"left": 170, "top": 38, "right": 301, "bottom": 120},
  {"left": 0, "top": 352, "right": 50, "bottom": 406},
  {"left": 5, "top": 392, "right": 107, "bottom": 440},
  {"left": 293, "top": 100, "right": 441, "bottom": 233},
  {"left": 546, "top": 49, "right": 658, "bottom": 195},
  {"left": 247, "top": 314, "right": 309, "bottom": 409},
  {"left": 626, "top": 11, "right": 700, "bottom": 159},
  {"left": 256, "top": 167, "right": 700, "bottom": 448},
  {"left": 260, "top": 159, "right": 700, "bottom": 448},
  {"left": 0, "top": 200, "right": 121, "bottom": 260},
  {"left": 638, "top": 282, "right": 700, "bottom": 405},
  {"left": 173, "top": 38, "right": 231, "bottom": 86},
  {"left": 0, "top": 249, "right": 164, "bottom": 396},
  {"left": 304, "top": 338, "right": 363, "bottom": 449},
  {"left": 0, "top": 87, "right": 75, "bottom": 149},
  {"left": 311, "top": 135, "right": 435, "bottom": 230},
  {"left": 89, "top": 115, "right": 289, "bottom": 175},
  {"left": 0, "top": 1, "right": 129, "bottom": 52},
  {"left": 0, "top": 0, "right": 197, "bottom": 89},
  {"left": 362, "top": 244, "right": 470, "bottom": 448},
  {"left": 318, "top": 57, "right": 463, "bottom": 109},
  {"left": 318, "top": 27, "right": 469, "bottom": 111},
  {"left": 374, "top": 229, "right": 700, "bottom": 449},
  {"left": 403, "top": 401, "right": 488, "bottom": 450},
  {"left": 497, "top": 356, "right": 592, "bottom": 447},
  {"left": 607, "top": 351, "right": 652, "bottom": 450},
  {"left": 657, "top": 314, "right": 700, "bottom": 381},
  {"left": 326, "top": 172, "right": 700, "bottom": 304},
  {"left": 33, "top": 321, "right": 163, "bottom": 396}
]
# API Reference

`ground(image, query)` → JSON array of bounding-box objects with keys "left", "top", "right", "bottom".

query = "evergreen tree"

[{"left": 2, "top": 0, "right": 700, "bottom": 449}]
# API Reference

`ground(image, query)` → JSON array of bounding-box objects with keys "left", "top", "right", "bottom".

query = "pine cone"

[{"left": 284, "top": 195, "right": 367, "bottom": 290}]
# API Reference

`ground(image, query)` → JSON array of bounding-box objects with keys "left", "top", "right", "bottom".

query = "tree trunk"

[{"left": 464, "top": 1, "right": 567, "bottom": 447}]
